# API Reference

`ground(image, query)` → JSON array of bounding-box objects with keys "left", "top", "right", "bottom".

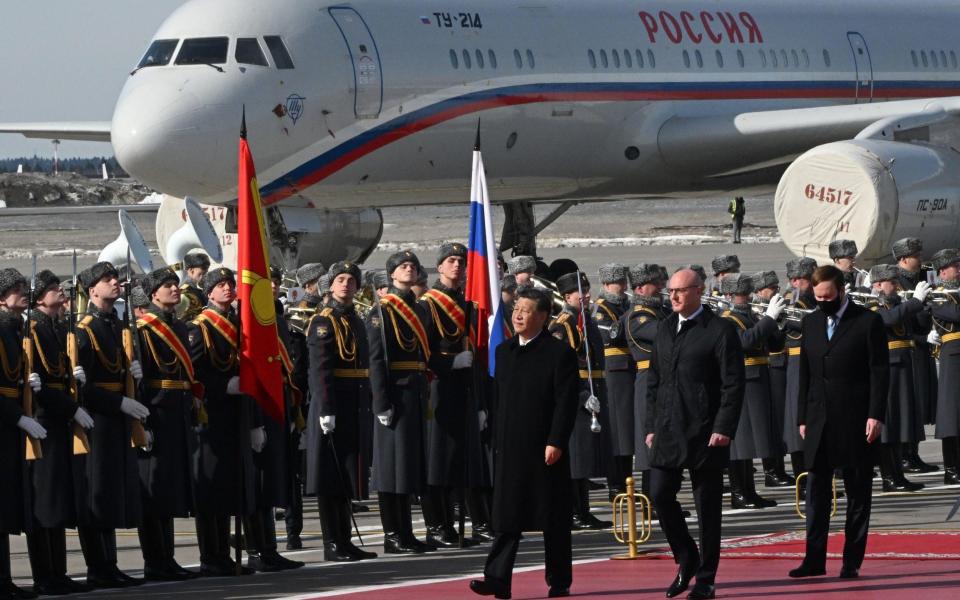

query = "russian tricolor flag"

[{"left": 465, "top": 131, "right": 505, "bottom": 376}]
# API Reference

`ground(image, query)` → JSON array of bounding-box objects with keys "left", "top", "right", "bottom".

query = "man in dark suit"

[
  {"left": 470, "top": 287, "right": 579, "bottom": 600},
  {"left": 790, "top": 265, "right": 888, "bottom": 580},
  {"left": 645, "top": 268, "right": 745, "bottom": 600}
]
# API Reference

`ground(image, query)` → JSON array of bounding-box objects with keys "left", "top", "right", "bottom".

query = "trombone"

[{"left": 530, "top": 275, "right": 565, "bottom": 315}]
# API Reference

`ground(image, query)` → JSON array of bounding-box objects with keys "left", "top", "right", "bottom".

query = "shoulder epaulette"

[
  {"left": 555, "top": 313, "right": 571, "bottom": 324},
  {"left": 79, "top": 315, "right": 94, "bottom": 327}
]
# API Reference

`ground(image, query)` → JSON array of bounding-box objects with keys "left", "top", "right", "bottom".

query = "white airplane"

[{"left": 4, "top": 0, "right": 960, "bottom": 268}]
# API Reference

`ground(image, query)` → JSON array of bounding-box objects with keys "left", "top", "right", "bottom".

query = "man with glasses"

[{"left": 645, "top": 269, "right": 744, "bottom": 600}]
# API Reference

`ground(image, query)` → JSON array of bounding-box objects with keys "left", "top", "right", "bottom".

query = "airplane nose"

[{"left": 111, "top": 78, "right": 233, "bottom": 198}]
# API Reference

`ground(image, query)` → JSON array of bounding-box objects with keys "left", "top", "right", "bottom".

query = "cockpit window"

[
  {"left": 264, "top": 36, "right": 295, "bottom": 69},
  {"left": 236, "top": 38, "right": 268, "bottom": 66},
  {"left": 137, "top": 39, "right": 179, "bottom": 68},
  {"left": 175, "top": 37, "right": 229, "bottom": 65}
]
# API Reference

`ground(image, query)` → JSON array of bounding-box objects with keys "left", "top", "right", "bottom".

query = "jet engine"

[{"left": 775, "top": 139, "right": 960, "bottom": 267}]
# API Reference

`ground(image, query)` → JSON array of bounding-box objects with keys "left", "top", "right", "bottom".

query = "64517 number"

[{"left": 804, "top": 184, "right": 853, "bottom": 206}]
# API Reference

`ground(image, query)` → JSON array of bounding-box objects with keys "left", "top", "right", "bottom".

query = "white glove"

[
  {"left": 28, "top": 372, "right": 42, "bottom": 393},
  {"left": 452, "top": 350, "right": 474, "bottom": 370},
  {"left": 72, "top": 366, "right": 86, "bottom": 386},
  {"left": 320, "top": 415, "right": 336, "bottom": 434},
  {"left": 914, "top": 281, "right": 932, "bottom": 303},
  {"left": 250, "top": 426, "right": 267, "bottom": 452},
  {"left": 73, "top": 407, "right": 94, "bottom": 430},
  {"left": 120, "top": 396, "right": 150, "bottom": 420},
  {"left": 377, "top": 408, "right": 394, "bottom": 427},
  {"left": 584, "top": 394, "right": 600, "bottom": 414},
  {"left": 129, "top": 360, "right": 143, "bottom": 382},
  {"left": 226, "top": 376, "right": 241, "bottom": 395},
  {"left": 844, "top": 283, "right": 853, "bottom": 293},
  {"left": 17, "top": 416, "right": 47, "bottom": 439},
  {"left": 142, "top": 430, "right": 154, "bottom": 452},
  {"left": 928, "top": 329, "right": 942, "bottom": 346},
  {"left": 764, "top": 294, "right": 786, "bottom": 320},
  {"left": 478, "top": 409, "right": 487, "bottom": 431}
]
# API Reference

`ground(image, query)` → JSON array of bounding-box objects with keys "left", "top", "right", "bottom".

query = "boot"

[
  {"left": 400, "top": 494, "right": 435, "bottom": 553},
  {"left": 942, "top": 437, "right": 959, "bottom": 485},
  {"left": 762, "top": 456, "right": 794, "bottom": 487},
  {"left": 901, "top": 442, "right": 939, "bottom": 473},
  {"left": 571, "top": 479, "right": 612, "bottom": 529},
  {"left": 745, "top": 461, "right": 777, "bottom": 507},
  {"left": 337, "top": 500, "right": 376, "bottom": 560},
  {"left": 321, "top": 496, "right": 357, "bottom": 561},
  {"left": 881, "top": 444, "right": 924, "bottom": 492}
]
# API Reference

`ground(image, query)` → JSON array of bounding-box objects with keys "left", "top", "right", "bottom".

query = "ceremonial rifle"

[
  {"left": 67, "top": 249, "right": 90, "bottom": 454},
  {"left": 24, "top": 254, "right": 42, "bottom": 459}
]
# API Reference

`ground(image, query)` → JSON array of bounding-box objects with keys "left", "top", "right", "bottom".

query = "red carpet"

[{"left": 299, "top": 531, "right": 960, "bottom": 599}]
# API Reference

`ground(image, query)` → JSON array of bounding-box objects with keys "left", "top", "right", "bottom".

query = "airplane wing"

[
  {"left": 0, "top": 121, "right": 112, "bottom": 142},
  {"left": 656, "top": 97, "right": 960, "bottom": 178}
]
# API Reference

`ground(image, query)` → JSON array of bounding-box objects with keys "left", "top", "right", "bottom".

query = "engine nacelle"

[
  {"left": 155, "top": 195, "right": 382, "bottom": 270},
  {"left": 775, "top": 140, "right": 960, "bottom": 267}
]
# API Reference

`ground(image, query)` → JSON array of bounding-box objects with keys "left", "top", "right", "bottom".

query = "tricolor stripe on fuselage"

[{"left": 258, "top": 78, "right": 960, "bottom": 206}]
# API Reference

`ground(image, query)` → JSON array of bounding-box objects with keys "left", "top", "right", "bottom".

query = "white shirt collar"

[
  {"left": 677, "top": 305, "right": 704, "bottom": 332},
  {"left": 519, "top": 331, "right": 541, "bottom": 346}
]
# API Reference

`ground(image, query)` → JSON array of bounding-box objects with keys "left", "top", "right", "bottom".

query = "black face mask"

[{"left": 817, "top": 294, "right": 844, "bottom": 316}]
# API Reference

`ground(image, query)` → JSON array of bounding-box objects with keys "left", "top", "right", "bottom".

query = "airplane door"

[
  {"left": 329, "top": 7, "right": 383, "bottom": 119},
  {"left": 847, "top": 32, "right": 874, "bottom": 103}
]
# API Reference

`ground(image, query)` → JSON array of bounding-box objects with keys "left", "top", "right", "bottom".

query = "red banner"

[{"left": 237, "top": 114, "right": 284, "bottom": 423}]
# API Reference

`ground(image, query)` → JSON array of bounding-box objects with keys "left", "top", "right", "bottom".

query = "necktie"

[{"left": 827, "top": 316, "right": 836, "bottom": 340}]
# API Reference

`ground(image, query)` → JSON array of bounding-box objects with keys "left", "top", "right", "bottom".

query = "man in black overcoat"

[
  {"left": 469, "top": 287, "right": 579, "bottom": 600},
  {"left": 645, "top": 268, "right": 745, "bottom": 600},
  {"left": 790, "top": 265, "right": 888, "bottom": 580}
]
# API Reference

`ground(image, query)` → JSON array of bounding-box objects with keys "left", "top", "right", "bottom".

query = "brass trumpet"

[{"left": 531, "top": 275, "right": 565, "bottom": 315}]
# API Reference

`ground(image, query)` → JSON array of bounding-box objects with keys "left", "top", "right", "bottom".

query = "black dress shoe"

[
  {"left": 383, "top": 534, "right": 419, "bottom": 554},
  {"left": 471, "top": 524, "right": 496, "bottom": 542},
  {"left": 587, "top": 479, "right": 604, "bottom": 490},
  {"left": 144, "top": 564, "right": 188, "bottom": 582},
  {"left": 266, "top": 551, "right": 304, "bottom": 570},
  {"left": 286, "top": 535, "right": 303, "bottom": 550},
  {"left": 167, "top": 560, "right": 201, "bottom": 579},
  {"left": 402, "top": 535, "right": 437, "bottom": 553},
  {"left": 901, "top": 456, "right": 938, "bottom": 473},
  {"left": 548, "top": 585, "right": 570, "bottom": 597},
  {"left": 789, "top": 563, "right": 826, "bottom": 578},
  {"left": 572, "top": 513, "right": 612, "bottom": 530},
  {"left": 85, "top": 572, "right": 129, "bottom": 589},
  {"left": 882, "top": 478, "right": 924, "bottom": 492},
  {"left": 3, "top": 580, "right": 38, "bottom": 600},
  {"left": 200, "top": 562, "right": 234, "bottom": 577},
  {"left": 945, "top": 469, "right": 960, "bottom": 486},
  {"left": 324, "top": 542, "right": 361, "bottom": 562},
  {"left": 687, "top": 582, "right": 716, "bottom": 599},
  {"left": 764, "top": 471, "right": 795, "bottom": 487},
  {"left": 352, "top": 502, "right": 370, "bottom": 513},
  {"left": 108, "top": 568, "right": 142, "bottom": 587},
  {"left": 344, "top": 542, "right": 378, "bottom": 560},
  {"left": 426, "top": 526, "right": 461, "bottom": 548},
  {"left": 839, "top": 566, "right": 859, "bottom": 579},
  {"left": 730, "top": 493, "right": 764, "bottom": 510},
  {"left": 469, "top": 579, "right": 511, "bottom": 599},
  {"left": 53, "top": 576, "right": 90, "bottom": 594},
  {"left": 665, "top": 562, "right": 698, "bottom": 598},
  {"left": 29, "top": 579, "right": 70, "bottom": 596}
]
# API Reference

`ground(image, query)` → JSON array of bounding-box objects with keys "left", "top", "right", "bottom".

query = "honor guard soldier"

[
  {"left": 1, "top": 269, "right": 47, "bottom": 600},
  {"left": 75, "top": 262, "right": 148, "bottom": 588},
  {"left": 242, "top": 269, "right": 304, "bottom": 573},
  {"left": 829, "top": 239, "right": 862, "bottom": 290},
  {"left": 176, "top": 252, "right": 210, "bottom": 321},
  {"left": 891, "top": 237, "right": 940, "bottom": 473},
  {"left": 550, "top": 271, "right": 612, "bottom": 530},
  {"left": 720, "top": 273, "right": 784, "bottom": 509},
  {"left": 284, "top": 261, "right": 325, "bottom": 548},
  {"left": 508, "top": 256, "right": 537, "bottom": 289},
  {"left": 619, "top": 264, "right": 670, "bottom": 502},
  {"left": 419, "top": 243, "right": 487, "bottom": 547},
  {"left": 782, "top": 258, "right": 818, "bottom": 485},
  {"left": 929, "top": 249, "right": 960, "bottom": 485},
  {"left": 134, "top": 268, "right": 201, "bottom": 581},
  {"left": 752, "top": 271, "right": 794, "bottom": 488},
  {"left": 593, "top": 264, "right": 634, "bottom": 499},
  {"left": 868, "top": 264, "right": 928, "bottom": 492},
  {"left": 411, "top": 266, "right": 429, "bottom": 298},
  {"left": 305, "top": 261, "right": 378, "bottom": 562},
  {"left": 710, "top": 255, "right": 740, "bottom": 295},
  {"left": 188, "top": 267, "right": 258, "bottom": 576},
  {"left": 368, "top": 251, "right": 435, "bottom": 554},
  {"left": 26, "top": 271, "right": 94, "bottom": 595},
  {"left": 372, "top": 270, "right": 390, "bottom": 299}
]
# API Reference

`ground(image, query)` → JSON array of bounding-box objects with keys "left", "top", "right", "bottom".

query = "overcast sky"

[{"left": 0, "top": 1, "right": 185, "bottom": 159}]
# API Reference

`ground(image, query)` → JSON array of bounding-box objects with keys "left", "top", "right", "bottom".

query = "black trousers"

[
  {"left": 77, "top": 525, "right": 117, "bottom": 575},
  {"left": 27, "top": 527, "right": 68, "bottom": 584},
  {"left": 138, "top": 515, "right": 178, "bottom": 569},
  {"left": 483, "top": 529, "right": 572, "bottom": 591},
  {"left": 803, "top": 445, "right": 873, "bottom": 570},
  {"left": 650, "top": 465, "right": 723, "bottom": 585},
  {"left": 285, "top": 441, "right": 304, "bottom": 540}
]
